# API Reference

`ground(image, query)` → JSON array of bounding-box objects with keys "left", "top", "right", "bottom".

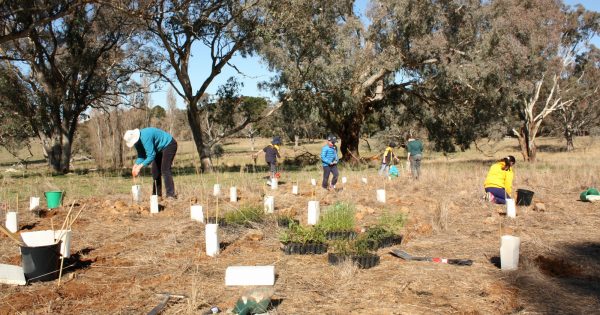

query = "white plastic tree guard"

[
  {"left": 292, "top": 185, "right": 299, "bottom": 195},
  {"left": 270, "top": 178, "right": 278, "bottom": 190},
  {"left": 131, "top": 185, "right": 142, "bottom": 202},
  {"left": 20, "top": 230, "right": 72, "bottom": 258},
  {"left": 150, "top": 195, "right": 159, "bottom": 214},
  {"left": 361, "top": 177, "right": 368, "bottom": 184},
  {"left": 213, "top": 184, "right": 221, "bottom": 196},
  {"left": 5, "top": 212, "right": 17, "bottom": 233},
  {"left": 376, "top": 189, "right": 386, "bottom": 203},
  {"left": 307, "top": 201, "right": 320, "bottom": 225},
  {"left": 205, "top": 224, "right": 220, "bottom": 257},
  {"left": 500, "top": 235, "right": 520, "bottom": 271},
  {"left": 191, "top": 205, "right": 204, "bottom": 223},
  {"left": 225, "top": 266, "right": 275, "bottom": 286},
  {"left": 230, "top": 187, "right": 237, "bottom": 202},
  {"left": 264, "top": 196, "right": 275, "bottom": 214},
  {"left": 341, "top": 177, "right": 347, "bottom": 184},
  {"left": 506, "top": 199, "right": 516, "bottom": 218},
  {"left": 29, "top": 197, "right": 40, "bottom": 210},
  {"left": 0, "top": 264, "right": 26, "bottom": 285},
  {"left": 310, "top": 178, "right": 317, "bottom": 186}
]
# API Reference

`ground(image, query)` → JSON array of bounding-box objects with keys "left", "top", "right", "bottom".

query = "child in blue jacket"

[{"left": 321, "top": 135, "right": 339, "bottom": 190}]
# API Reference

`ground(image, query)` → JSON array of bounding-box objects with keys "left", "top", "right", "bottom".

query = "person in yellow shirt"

[{"left": 484, "top": 156, "right": 516, "bottom": 204}]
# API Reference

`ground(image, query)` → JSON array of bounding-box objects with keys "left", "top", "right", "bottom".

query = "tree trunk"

[
  {"left": 187, "top": 104, "right": 213, "bottom": 172},
  {"left": 114, "top": 108, "right": 124, "bottom": 168},
  {"left": 42, "top": 131, "right": 73, "bottom": 173},
  {"left": 294, "top": 135, "right": 299, "bottom": 149},
  {"left": 565, "top": 123, "right": 574, "bottom": 152},
  {"left": 515, "top": 122, "right": 539, "bottom": 162},
  {"left": 337, "top": 111, "right": 365, "bottom": 162}
]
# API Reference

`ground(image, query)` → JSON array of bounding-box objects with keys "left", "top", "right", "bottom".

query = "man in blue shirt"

[
  {"left": 124, "top": 127, "right": 178, "bottom": 199},
  {"left": 321, "top": 135, "right": 339, "bottom": 190}
]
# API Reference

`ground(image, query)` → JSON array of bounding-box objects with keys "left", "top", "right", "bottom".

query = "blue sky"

[{"left": 150, "top": 0, "right": 599, "bottom": 109}]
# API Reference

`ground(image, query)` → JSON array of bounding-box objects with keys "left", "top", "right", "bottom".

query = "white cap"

[{"left": 123, "top": 129, "right": 140, "bottom": 148}]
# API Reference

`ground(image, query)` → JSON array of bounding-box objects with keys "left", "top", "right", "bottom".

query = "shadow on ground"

[{"left": 507, "top": 242, "right": 600, "bottom": 313}]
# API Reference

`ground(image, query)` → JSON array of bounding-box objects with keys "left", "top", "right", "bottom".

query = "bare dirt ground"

[{"left": 1, "top": 142, "right": 600, "bottom": 314}]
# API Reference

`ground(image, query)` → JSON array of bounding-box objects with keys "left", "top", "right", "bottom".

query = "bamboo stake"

[
  {"left": 56, "top": 201, "right": 75, "bottom": 242},
  {"left": 68, "top": 204, "right": 87, "bottom": 229},
  {"left": 57, "top": 254, "right": 65, "bottom": 287},
  {"left": 215, "top": 193, "right": 219, "bottom": 224}
]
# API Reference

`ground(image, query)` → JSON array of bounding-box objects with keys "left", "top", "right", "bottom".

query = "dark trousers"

[
  {"left": 322, "top": 165, "right": 339, "bottom": 189},
  {"left": 485, "top": 187, "right": 510, "bottom": 204},
  {"left": 268, "top": 162, "right": 277, "bottom": 178},
  {"left": 152, "top": 139, "right": 178, "bottom": 197}
]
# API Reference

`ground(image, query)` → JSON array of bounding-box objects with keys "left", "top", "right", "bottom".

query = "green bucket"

[{"left": 44, "top": 191, "right": 63, "bottom": 209}]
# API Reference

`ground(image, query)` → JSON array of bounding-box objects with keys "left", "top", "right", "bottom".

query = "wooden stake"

[
  {"left": 57, "top": 255, "right": 65, "bottom": 287},
  {"left": 68, "top": 204, "right": 87, "bottom": 229}
]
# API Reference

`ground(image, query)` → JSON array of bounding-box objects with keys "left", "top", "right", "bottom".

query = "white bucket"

[
  {"left": 29, "top": 197, "right": 40, "bottom": 211},
  {"left": 311, "top": 178, "right": 317, "bottom": 186},
  {"left": 190, "top": 205, "right": 204, "bottom": 223},
  {"left": 506, "top": 199, "right": 516, "bottom": 218},
  {"left": 230, "top": 187, "right": 237, "bottom": 202},
  {"left": 341, "top": 177, "right": 347, "bottom": 184},
  {"left": 205, "top": 223, "right": 220, "bottom": 257},
  {"left": 131, "top": 185, "right": 142, "bottom": 202},
  {"left": 150, "top": 195, "right": 159, "bottom": 214},
  {"left": 225, "top": 266, "right": 275, "bottom": 286},
  {"left": 376, "top": 189, "right": 386, "bottom": 203},
  {"left": 54, "top": 230, "right": 72, "bottom": 258},
  {"left": 307, "top": 201, "right": 320, "bottom": 225},
  {"left": 264, "top": 196, "right": 275, "bottom": 214},
  {"left": 213, "top": 184, "right": 221, "bottom": 196},
  {"left": 500, "top": 235, "right": 520, "bottom": 271},
  {"left": 292, "top": 185, "right": 299, "bottom": 195},
  {"left": 271, "top": 178, "right": 278, "bottom": 190},
  {"left": 5, "top": 212, "right": 17, "bottom": 233},
  {"left": 361, "top": 177, "right": 368, "bottom": 184}
]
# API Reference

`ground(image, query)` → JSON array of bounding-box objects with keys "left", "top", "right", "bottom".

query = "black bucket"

[
  {"left": 20, "top": 241, "right": 62, "bottom": 283},
  {"left": 516, "top": 189, "right": 534, "bottom": 206}
]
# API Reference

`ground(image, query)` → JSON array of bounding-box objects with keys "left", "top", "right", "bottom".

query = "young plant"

[
  {"left": 318, "top": 202, "right": 356, "bottom": 232},
  {"left": 377, "top": 211, "right": 407, "bottom": 233},
  {"left": 224, "top": 204, "right": 265, "bottom": 226},
  {"left": 330, "top": 239, "right": 371, "bottom": 256},
  {"left": 279, "top": 222, "right": 326, "bottom": 244}
]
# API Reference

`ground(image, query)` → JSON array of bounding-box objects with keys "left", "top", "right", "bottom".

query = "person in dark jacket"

[
  {"left": 406, "top": 137, "right": 424, "bottom": 179},
  {"left": 124, "top": 127, "right": 178, "bottom": 199},
  {"left": 253, "top": 137, "right": 282, "bottom": 184},
  {"left": 321, "top": 135, "right": 339, "bottom": 190}
]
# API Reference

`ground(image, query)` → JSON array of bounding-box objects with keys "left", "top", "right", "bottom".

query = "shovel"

[
  {"left": 390, "top": 249, "right": 473, "bottom": 266},
  {"left": 0, "top": 225, "right": 25, "bottom": 246},
  {"left": 147, "top": 293, "right": 187, "bottom": 315}
]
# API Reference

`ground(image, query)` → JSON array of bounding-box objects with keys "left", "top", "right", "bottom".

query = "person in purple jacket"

[{"left": 124, "top": 127, "right": 178, "bottom": 199}]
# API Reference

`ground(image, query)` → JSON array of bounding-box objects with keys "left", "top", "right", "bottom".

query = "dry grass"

[{"left": 1, "top": 136, "right": 600, "bottom": 314}]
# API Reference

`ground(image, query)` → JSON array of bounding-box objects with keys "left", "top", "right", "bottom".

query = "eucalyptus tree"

[
  {"left": 0, "top": 0, "right": 88, "bottom": 45},
  {"left": 258, "top": 0, "right": 496, "bottom": 158},
  {"left": 481, "top": 0, "right": 598, "bottom": 161},
  {"left": 143, "top": 0, "right": 278, "bottom": 171},
  {"left": 0, "top": 2, "right": 144, "bottom": 172}
]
